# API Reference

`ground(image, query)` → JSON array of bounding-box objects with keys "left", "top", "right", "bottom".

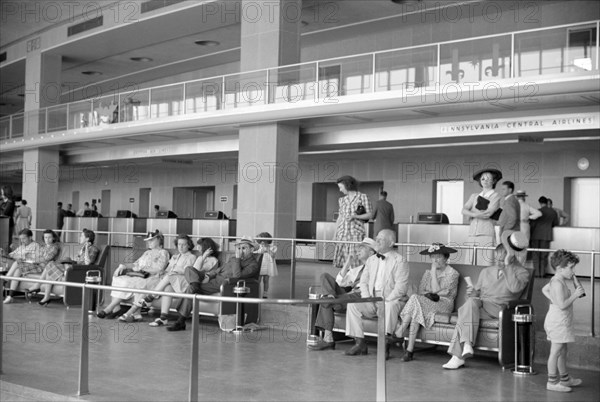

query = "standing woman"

[
  {"left": 0, "top": 185, "right": 16, "bottom": 248},
  {"left": 394, "top": 243, "right": 459, "bottom": 361},
  {"left": 15, "top": 199, "right": 32, "bottom": 233},
  {"left": 333, "top": 176, "right": 373, "bottom": 269},
  {"left": 38, "top": 228, "right": 99, "bottom": 305},
  {"left": 462, "top": 168, "right": 502, "bottom": 265}
]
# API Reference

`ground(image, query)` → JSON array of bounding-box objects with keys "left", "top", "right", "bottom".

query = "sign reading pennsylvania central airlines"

[{"left": 440, "top": 115, "right": 597, "bottom": 134}]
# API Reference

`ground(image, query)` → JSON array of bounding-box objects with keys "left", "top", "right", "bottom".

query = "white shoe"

[
  {"left": 149, "top": 318, "right": 168, "bottom": 327},
  {"left": 462, "top": 343, "right": 474, "bottom": 359},
  {"left": 547, "top": 382, "right": 572, "bottom": 392},
  {"left": 3, "top": 296, "right": 13, "bottom": 304},
  {"left": 560, "top": 378, "right": 582, "bottom": 387},
  {"left": 442, "top": 356, "right": 465, "bottom": 370}
]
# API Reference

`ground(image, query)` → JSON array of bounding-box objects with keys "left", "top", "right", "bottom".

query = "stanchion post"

[
  {"left": 376, "top": 299, "right": 386, "bottom": 402},
  {"left": 290, "top": 239, "right": 297, "bottom": 298},
  {"left": 188, "top": 296, "right": 200, "bottom": 402},
  {"left": 78, "top": 285, "right": 90, "bottom": 396},
  {"left": 590, "top": 254, "right": 596, "bottom": 337},
  {"left": 473, "top": 246, "right": 478, "bottom": 265},
  {"left": 0, "top": 277, "right": 4, "bottom": 374}
]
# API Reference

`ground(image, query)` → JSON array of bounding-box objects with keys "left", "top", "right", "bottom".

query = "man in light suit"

[
  {"left": 497, "top": 181, "right": 520, "bottom": 240},
  {"left": 345, "top": 229, "right": 409, "bottom": 357}
]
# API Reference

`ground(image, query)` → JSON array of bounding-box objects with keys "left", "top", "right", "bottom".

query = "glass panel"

[
  {"left": 67, "top": 100, "right": 93, "bottom": 130},
  {"left": 440, "top": 35, "right": 511, "bottom": 84},
  {"left": 318, "top": 55, "right": 373, "bottom": 99},
  {"left": 47, "top": 104, "right": 67, "bottom": 132},
  {"left": 92, "top": 95, "right": 120, "bottom": 126},
  {"left": 11, "top": 113, "right": 24, "bottom": 137},
  {"left": 150, "top": 84, "right": 183, "bottom": 118},
  {"left": 120, "top": 89, "right": 150, "bottom": 122},
  {"left": 0, "top": 116, "right": 10, "bottom": 140},
  {"left": 567, "top": 25, "right": 597, "bottom": 72},
  {"left": 375, "top": 45, "right": 437, "bottom": 91},
  {"left": 37, "top": 109, "right": 46, "bottom": 134},
  {"left": 223, "top": 71, "right": 268, "bottom": 109},
  {"left": 185, "top": 79, "right": 222, "bottom": 113},
  {"left": 515, "top": 27, "right": 577, "bottom": 77},
  {"left": 268, "top": 63, "right": 317, "bottom": 104}
]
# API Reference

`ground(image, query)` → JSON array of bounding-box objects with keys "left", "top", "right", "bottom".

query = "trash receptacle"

[
  {"left": 512, "top": 304, "right": 536, "bottom": 376},
  {"left": 306, "top": 285, "right": 321, "bottom": 347},
  {"left": 233, "top": 280, "right": 250, "bottom": 334},
  {"left": 85, "top": 270, "right": 102, "bottom": 314}
]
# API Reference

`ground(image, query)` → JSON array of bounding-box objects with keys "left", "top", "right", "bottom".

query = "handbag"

[
  {"left": 355, "top": 200, "right": 369, "bottom": 222},
  {"left": 122, "top": 268, "right": 150, "bottom": 279},
  {"left": 423, "top": 293, "right": 440, "bottom": 302}
]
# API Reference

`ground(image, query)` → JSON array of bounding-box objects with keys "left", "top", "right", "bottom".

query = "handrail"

[
  {"left": 0, "top": 275, "right": 386, "bottom": 402},
  {"left": 1, "top": 19, "right": 598, "bottom": 141}
]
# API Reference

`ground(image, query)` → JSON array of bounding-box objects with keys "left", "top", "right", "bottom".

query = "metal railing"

[
  {"left": 0, "top": 275, "right": 386, "bottom": 402},
  {"left": 1, "top": 20, "right": 598, "bottom": 140},
  {"left": 23, "top": 228, "right": 600, "bottom": 337}
]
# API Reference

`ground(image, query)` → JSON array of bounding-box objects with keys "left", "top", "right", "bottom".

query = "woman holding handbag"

[
  {"left": 393, "top": 243, "right": 459, "bottom": 361},
  {"left": 333, "top": 175, "right": 372, "bottom": 269}
]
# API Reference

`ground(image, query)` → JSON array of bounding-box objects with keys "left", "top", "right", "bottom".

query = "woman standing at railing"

[
  {"left": 462, "top": 168, "right": 502, "bottom": 266},
  {"left": 38, "top": 228, "right": 99, "bottom": 305},
  {"left": 333, "top": 176, "right": 373, "bottom": 269},
  {"left": 97, "top": 230, "right": 169, "bottom": 319}
]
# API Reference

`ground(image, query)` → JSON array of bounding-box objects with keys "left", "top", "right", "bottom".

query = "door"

[
  {"left": 435, "top": 180, "right": 464, "bottom": 224},
  {"left": 571, "top": 177, "right": 600, "bottom": 227},
  {"left": 72, "top": 191, "right": 79, "bottom": 211},
  {"left": 139, "top": 188, "right": 151, "bottom": 217},
  {"left": 100, "top": 190, "right": 110, "bottom": 216}
]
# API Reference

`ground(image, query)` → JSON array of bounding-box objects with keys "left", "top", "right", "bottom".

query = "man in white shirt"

[
  {"left": 309, "top": 238, "right": 377, "bottom": 351},
  {"left": 515, "top": 190, "right": 542, "bottom": 243},
  {"left": 345, "top": 229, "right": 409, "bottom": 357}
]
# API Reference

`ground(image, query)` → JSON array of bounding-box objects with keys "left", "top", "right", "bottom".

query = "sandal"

[{"left": 149, "top": 317, "right": 168, "bottom": 327}]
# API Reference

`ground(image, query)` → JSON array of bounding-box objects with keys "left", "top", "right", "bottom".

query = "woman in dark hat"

[
  {"left": 392, "top": 243, "right": 460, "bottom": 361},
  {"left": 462, "top": 168, "right": 502, "bottom": 265},
  {"left": 97, "top": 230, "right": 170, "bottom": 318}
]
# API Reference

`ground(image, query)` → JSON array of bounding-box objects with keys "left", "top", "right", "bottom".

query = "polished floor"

[{"left": 2, "top": 296, "right": 600, "bottom": 401}]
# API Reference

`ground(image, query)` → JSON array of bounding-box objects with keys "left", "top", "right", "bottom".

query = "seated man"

[
  {"left": 309, "top": 237, "right": 377, "bottom": 351},
  {"left": 443, "top": 231, "right": 530, "bottom": 369},
  {"left": 166, "top": 236, "right": 260, "bottom": 331},
  {"left": 345, "top": 229, "right": 409, "bottom": 357}
]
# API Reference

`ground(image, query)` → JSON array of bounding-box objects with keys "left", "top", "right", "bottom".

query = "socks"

[
  {"left": 560, "top": 373, "right": 570, "bottom": 383},
  {"left": 548, "top": 373, "right": 559, "bottom": 385},
  {"left": 160, "top": 314, "right": 168, "bottom": 321},
  {"left": 323, "top": 330, "right": 333, "bottom": 343}
]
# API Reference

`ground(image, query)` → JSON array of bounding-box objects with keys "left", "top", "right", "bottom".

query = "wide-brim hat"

[
  {"left": 501, "top": 230, "right": 528, "bottom": 253},
  {"left": 234, "top": 236, "right": 258, "bottom": 249},
  {"left": 143, "top": 230, "right": 162, "bottom": 241},
  {"left": 420, "top": 243, "right": 457, "bottom": 255},
  {"left": 473, "top": 168, "right": 503, "bottom": 183},
  {"left": 515, "top": 190, "right": 528, "bottom": 198},
  {"left": 359, "top": 237, "right": 377, "bottom": 253}
]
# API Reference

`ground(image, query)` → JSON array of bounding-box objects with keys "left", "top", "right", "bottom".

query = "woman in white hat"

[
  {"left": 462, "top": 168, "right": 502, "bottom": 265},
  {"left": 393, "top": 243, "right": 459, "bottom": 361},
  {"left": 308, "top": 237, "right": 377, "bottom": 351},
  {"left": 97, "top": 230, "right": 170, "bottom": 319}
]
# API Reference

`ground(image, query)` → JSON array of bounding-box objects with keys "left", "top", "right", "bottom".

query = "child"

[
  {"left": 255, "top": 232, "right": 278, "bottom": 298},
  {"left": 542, "top": 250, "right": 585, "bottom": 392}
]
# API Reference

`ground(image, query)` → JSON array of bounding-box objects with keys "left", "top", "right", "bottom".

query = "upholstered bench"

[{"left": 330, "top": 262, "right": 535, "bottom": 368}]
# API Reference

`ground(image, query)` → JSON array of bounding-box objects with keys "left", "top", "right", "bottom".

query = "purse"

[
  {"left": 122, "top": 268, "right": 150, "bottom": 279},
  {"left": 355, "top": 199, "right": 369, "bottom": 222},
  {"left": 423, "top": 293, "right": 440, "bottom": 302}
]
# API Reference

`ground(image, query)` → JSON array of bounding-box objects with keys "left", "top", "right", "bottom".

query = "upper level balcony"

[{"left": 1, "top": 20, "right": 598, "bottom": 149}]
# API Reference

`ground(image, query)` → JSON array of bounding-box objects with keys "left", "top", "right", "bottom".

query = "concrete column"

[
  {"left": 24, "top": 52, "right": 62, "bottom": 135},
  {"left": 22, "top": 148, "right": 60, "bottom": 236},
  {"left": 236, "top": 0, "right": 301, "bottom": 241}
]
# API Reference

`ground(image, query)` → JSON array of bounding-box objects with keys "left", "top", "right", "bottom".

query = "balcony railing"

[{"left": 1, "top": 20, "right": 598, "bottom": 141}]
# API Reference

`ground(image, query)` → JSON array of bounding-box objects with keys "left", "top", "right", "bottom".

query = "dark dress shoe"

[
  {"left": 345, "top": 339, "right": 368, "bottom": 356},
  {"left": 167, "top": 320, "right": 186, "bottom": 332},
  {"left": 96, "top": 311, "right": 107, "bottom": 319},
  {"left": 402, "top": 351, "right": 414, "bottom": 362},
  {"left": 308, "top": 339, "right": 335, "bottom": 351}
]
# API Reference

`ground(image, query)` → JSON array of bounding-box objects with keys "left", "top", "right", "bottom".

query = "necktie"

[{"left": 376, "top": 253, "right": 386, "bottom": 260}]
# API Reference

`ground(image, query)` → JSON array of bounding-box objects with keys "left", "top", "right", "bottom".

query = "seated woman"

[
  {"left": 97, "top": 230, "right": 170, "bottom": 319},
  {"left": 393, "top": 243, "right": 460, "bottom": 361},
  {"left": 2, "top": 229, "right": 56, "bottom": 304},
  {"left": 24, "top": 230, "right": 62, "bottom": 299},
  {"left": 308, "top": 238, "right": 377, "bottom": 351},
  {"left": 118, "top": 234, "right": 198, "bottom": 325},
  {"left": 38, "top": 228, "right": 100, "bottom": 306}
]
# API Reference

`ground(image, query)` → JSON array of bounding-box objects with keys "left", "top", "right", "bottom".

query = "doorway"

[
  {"left": 435, "top": 180, "right": 464, "bottom": 224},
  {"left": 100, "top": 190, "right": 110, "bottom": 216},
  {"left": 570, "top": 177, "right": 600, "bottom": 227},
  {"left": 139, "top": 188, "right": 151, "bottom": 217},
  {"left": 172, "top": 186, "right": 215, "bottom": 218}
]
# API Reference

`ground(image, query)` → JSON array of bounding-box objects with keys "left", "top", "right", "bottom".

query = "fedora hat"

[
  {"left": 420, "top": 242, "right": 457, "bottom": 255},
  {"left": 473, "top": 168, "right": 502, "bottom": 183},
  {"left": 501, "top": 230, "right": 528, "bottom": 252},
  {"left": 359, "top": 237, "right": 378, "bottom": 252},
  {"left": 143, "top": 230, "right": 162, "bottom": 241},
  {"left": 515, "top": 190, "right": 528, "bottom": 198},
  {"left": 234, "top": 236, "right": 258, "bottom": 249}
]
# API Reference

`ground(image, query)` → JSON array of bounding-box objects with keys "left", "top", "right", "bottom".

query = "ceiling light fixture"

[
  {"left": 194, "top": 40, "right": 220, "bottom": 47},
  {"left": 81, "top": 71, "right": 102, "bottom": 76},
  {"left": 130, "top": 57, "right": 153, "bottom": 62}
]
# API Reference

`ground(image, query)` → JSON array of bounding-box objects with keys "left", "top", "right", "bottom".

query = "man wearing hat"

[
  {"left": 515, "top": 190, "right": 541, "bottom": 244},
  {"left": 462, "top": 168, "right": 502, "bottom": 265},
  {"left": 309, "top": 237, "right": 378, "bottom": 351},
  {"left": 443, "top": 235, "right": 530, "bottom": 369},
  {"left": 167, "top": 236, "right": 260, "bottom": 331},
  {"left": 345, "top": 229, "right": 409, "bottom": 357}
]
